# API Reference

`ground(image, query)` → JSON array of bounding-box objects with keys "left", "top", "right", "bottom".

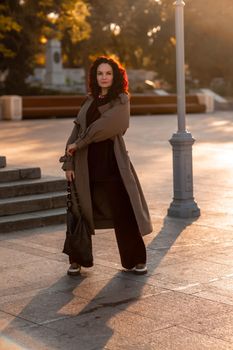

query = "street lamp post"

[{"left": 167, "top": 0, "right": 200, "bottom": 218}]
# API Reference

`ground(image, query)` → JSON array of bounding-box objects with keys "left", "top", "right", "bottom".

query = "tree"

[
  {"left": 185, "top": 0, "right": 233, "bottom": 93},
  {"left": 2, "top": 0, "right": 232, "bottom": 95},
  {"left": 0, "top": 4, "right": 21, "bottom": 59},
  {"left": 72, "top": 0, "right": 173, "bottom": 88},
  {"left": 0, "top": 1, "right": 41, "bottom": 93},
  {"left": 0, "top": 0, "right": 90, "bottom": 94}
]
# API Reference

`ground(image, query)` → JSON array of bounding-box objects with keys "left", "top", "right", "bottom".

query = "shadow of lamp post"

[{"left": 167, "top": 0, "right": 200, "bottom": 218}]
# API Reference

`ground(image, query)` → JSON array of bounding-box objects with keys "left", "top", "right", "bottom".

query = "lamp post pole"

[{"left": 167, "top": 0, "right": 200, "bottom": 218}]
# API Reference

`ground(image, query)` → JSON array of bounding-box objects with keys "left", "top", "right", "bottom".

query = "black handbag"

[{"left": 63, "top": 180, "right": 93, "bottom": 267}]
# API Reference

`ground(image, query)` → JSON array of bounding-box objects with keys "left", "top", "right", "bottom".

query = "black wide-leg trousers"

[
  {"left": 95, "top": 179, "right": 147, "bottom": 269},
  {"left": 70, "top": 179, "right": 147, "bottom": 269}
]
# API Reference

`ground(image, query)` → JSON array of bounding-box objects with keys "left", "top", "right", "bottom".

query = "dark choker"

[{"left": 98, "top": 94, "right": 107, "bottom": 99}]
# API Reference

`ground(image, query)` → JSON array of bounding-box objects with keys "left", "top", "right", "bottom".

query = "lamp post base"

[
  {"left": 167, "top": 131, "right": 200, "bottom": 219},
  {"left": 168, "top": 198, "right": 200, "bottom": 218}
]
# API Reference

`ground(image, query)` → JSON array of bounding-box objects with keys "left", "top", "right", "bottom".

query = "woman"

[{"left": 60, "top": 56, "right": 153, "bottom": 276}]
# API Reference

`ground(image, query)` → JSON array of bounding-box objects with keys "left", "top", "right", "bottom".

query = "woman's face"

[{"left": 96, "top": 63, "right": 113, "bottom": 91}]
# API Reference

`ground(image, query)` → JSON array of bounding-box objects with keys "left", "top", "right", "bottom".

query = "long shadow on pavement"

[{"left": 1, "top": 216, "right": 198, "bottom": 350}]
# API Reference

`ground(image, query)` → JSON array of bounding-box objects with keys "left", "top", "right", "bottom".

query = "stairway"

[{"left": 0, "top": 166, "right": 67, "bottom": 233}]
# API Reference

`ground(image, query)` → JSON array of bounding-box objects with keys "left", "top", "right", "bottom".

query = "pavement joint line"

[
  {"left": 113, "top": 273, "right": 186, "bottom": 293},
  {"left": 58, "top": 287, "right": 168, "bottom": 309},
  {"left": 0, "top": 242, "right": 61, "bottom": 257},
  {"left": 38, "top": 315, "right": 73, "bottom": 326},
  {"left": 0, "top": 308, "right": 41, "bottom": 328},
  {"left": 157, "top": 273, "right": 233, "bottom": 291},
  {"left": 211, "top": 274, "right": 233, "bottom": 281},
  {"left": 192, "top": 256, "right": 233, "bottom": 268},
  {"left": 194, "top": 225, "right": 233, "bottom": 231},
  {"left": 172, "top": 283, "right": 200, "bottom": 291},
  {"left": 178, "top": 324, "right": 233, "bottom": 345},
  {"left": 146, "top": 245, "right": 178, "bottom": 250},
  {"left": 0, "top": 280, "right": 78, "bottom": 299},
  {"left": 178, "top": 292, "right": 233, "bottom": 310},
  {"left": 172, "top": 243, "right": 203, "bottom": 247},
  {"left": 78, "top": 297, "right": 138, "bottom": 316},
  {"left": 208, "top": 278, "right": 220, "bottom": 283}
]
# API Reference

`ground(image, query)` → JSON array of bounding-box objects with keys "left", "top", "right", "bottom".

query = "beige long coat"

[{"left": 60, "top": 93, "right": 153, "bottom": 236}]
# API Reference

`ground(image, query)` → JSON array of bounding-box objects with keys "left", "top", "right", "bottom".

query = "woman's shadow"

[{"left": 1, "top": 215, "right": 197, "bottom": 350}]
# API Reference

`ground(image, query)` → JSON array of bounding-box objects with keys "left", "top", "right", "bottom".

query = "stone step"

[
  {"left": 0, "top": 177, "right": 67, "bottom": 199},
  {"left": 0, "top": 208, "right": 66, "bottom": 233},
  {"left": 0, "top": 167, "right": 41, "bottom": 183},
  {"left": 0, "top": 192, "right": 66, "bottom": 216}
]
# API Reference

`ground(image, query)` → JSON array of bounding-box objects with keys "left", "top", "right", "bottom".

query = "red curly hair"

[{"left": 88, "top": 56, "right": 129, "bottom": 100}]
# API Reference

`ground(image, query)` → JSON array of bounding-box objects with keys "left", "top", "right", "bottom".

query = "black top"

[{"left": 86, "top": 96, "right": 121, "bottom": 182}]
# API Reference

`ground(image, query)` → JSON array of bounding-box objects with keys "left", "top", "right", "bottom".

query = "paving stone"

[
  {"left": 70, "top": 274, "right": 164, "bottom": 304},
  {"left": 115, "top": 290, "right": 233, "bottom": 326},
  {"left": 0, "top": 290, "right": 99, "bottom": 325},
  {"left": 146, "top": 246, "right": 202, "bottom": 268},
  {"left": 94, "top": 257, "right": 123, "bottom": 271},
  {"left": 0, "top": 258, "right": 67, "bottom": 296},
  {"left": 107, "top": 326, "right": 233, "bottom": 350},
  {"left": 0, "top": 226, "right": 66, "bottom": 253},
  {"left": 181, "top": 310, "right": 233, "bottom": 343},
  {"left": 150, "top": 259, "right": 233, "bottom": 285},
  {"left": 93, "top": 248, "right": 122, "bottom": 265},
  {"left": 89, "top": 262, "right": 124, "bottom": 277},
  {"left": 0, "top": 224, "right": 66, "bottom": 241},
  {"left": 42, "top": 306, "right": 165, "bottom": 349},
  {"left": 0, "top": 310, "right": 32, "bottom": 331},
  {"left": 0, "top": 239, "right": 60, "bottom": 257},
  {"left": 119, "top": 269, "right": 203, "bottom": 293},
  {"left": 193, "top": 276, "right": 233, "bottom": 305},
  {"left": 0, "top": 324, "right": 72, "bottom": 350},
  {"left": 200, "top": 245, "right": 233, "bottom": 267},
  {"left": 0, "top": 246, "right": 44, "bottom": 271}
]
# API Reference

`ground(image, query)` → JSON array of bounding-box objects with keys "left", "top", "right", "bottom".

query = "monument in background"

[{"left": 44, "top": 39, "right": 65, "bottom": 87}]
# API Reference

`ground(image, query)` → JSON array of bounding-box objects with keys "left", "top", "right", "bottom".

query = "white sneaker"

[
  {"left": 133, "top": 264, "right": 147, "bottom": 275},
  {"left": 67, "top": 263, "right": 81, "bottom": 276},
  {"left": 123, "top": 264, "right": 148, "bottom": 275}
]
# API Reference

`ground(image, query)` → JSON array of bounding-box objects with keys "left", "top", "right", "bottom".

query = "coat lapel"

[
  {"left": 76, "top": 96, "right": 93, "bottom": 130},
  {"left": 76, "top": 96, "right": 115, "bottom": 131},
  {"left": 97, "top": 102, "right": 113, "bottom": 114}
]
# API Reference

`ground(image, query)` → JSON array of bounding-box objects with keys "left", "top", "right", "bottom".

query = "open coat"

[{"left": 60, "top": 93, "right": 153, "bottom": 236}]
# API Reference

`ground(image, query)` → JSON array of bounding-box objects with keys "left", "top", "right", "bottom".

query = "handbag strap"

[{"left": 67, "top": 180, "right": 82, "bottom": 214}]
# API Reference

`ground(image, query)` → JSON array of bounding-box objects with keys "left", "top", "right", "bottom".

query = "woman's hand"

[
  {"left": 66, "top": 170, "right": 75, "bottom": 182},
  {"left": 66, "top": 143, "right": 78, "bottom": 156}
]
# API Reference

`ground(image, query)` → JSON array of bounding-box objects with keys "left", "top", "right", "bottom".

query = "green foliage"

[
  {"left": 0, "top": 4, "right": 21, "bottom": 58},
  {"left": 83, "top": 0, "right": 164, "bottom": 68},
  {"left": 70, "top": 0, "right": 173, "bottom": 88},
  {"left": 1, "top": 0, "right": 232, "bottom": 95},
  {"left": 73, "top": 0, "right": 177, "bottom": 88},
  {"left": 59, "top": 0, "right": 91, "bottom": 43},
  {"left": 0, "top": 0, "right": 90, "bottom": 94},
  {"left": 0, "top": 1, "right": 50, "bottom": 93}
]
